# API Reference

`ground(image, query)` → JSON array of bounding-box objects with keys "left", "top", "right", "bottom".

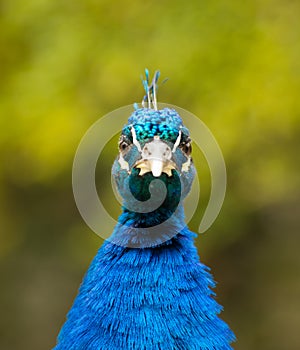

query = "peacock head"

[{"left": 112, "top": 107, "right": 195, "bottom": 219}]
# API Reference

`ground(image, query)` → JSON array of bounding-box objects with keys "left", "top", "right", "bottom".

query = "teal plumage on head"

[
  {"left": 54, "top": 70, "right": 236, "bottom": 350},
  {"left": 111, "top": 105, "right": 195, "bottom": 248},
  {"left": 126, "top": 107, "right": 184, "bottom": 141}
]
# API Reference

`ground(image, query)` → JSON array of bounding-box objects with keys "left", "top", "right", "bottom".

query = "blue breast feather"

[{"left": 54, "top": 230, "right": 235, "bottom": 349}]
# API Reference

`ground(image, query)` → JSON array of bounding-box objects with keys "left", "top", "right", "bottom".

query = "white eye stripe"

[
  {"left": 130, "top": 127, "right": 142, "bottom": 152},
  {"left": 172, "top": 130, "right": 182, "bottom": 153}
]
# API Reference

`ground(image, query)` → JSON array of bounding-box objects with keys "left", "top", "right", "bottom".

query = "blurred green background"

[{"left": 1, "top": 0, "right": 299, "bottom": 349}]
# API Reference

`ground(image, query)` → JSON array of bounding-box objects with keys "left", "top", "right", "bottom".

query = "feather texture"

[{"left": 54, "top": 228, "right": 235, "bottom": 349}]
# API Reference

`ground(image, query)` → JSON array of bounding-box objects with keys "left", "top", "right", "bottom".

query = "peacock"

[{"left": 54, "top": 70, "right": 236, "bottom": 349}]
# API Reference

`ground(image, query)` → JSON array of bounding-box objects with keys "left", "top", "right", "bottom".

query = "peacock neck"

[
  {"left": 109, "top": 203, "right": 188, "bottom": 248},
  {"left": 122, "top": 201, "right": 185, "bottom": 226}
]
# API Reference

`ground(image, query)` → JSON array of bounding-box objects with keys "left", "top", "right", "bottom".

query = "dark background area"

[{"left": 0, "top": 1, "right": 299, "bottom": 349}]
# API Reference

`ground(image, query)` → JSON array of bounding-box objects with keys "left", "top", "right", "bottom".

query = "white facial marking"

[
  {"left": 181, "top": 157, "right": 191, "bottom": 172},
  {"left": 118, "top": 153, "right": 130, "bottom": 172},
  {"left": 141, "top": 137, "right": 172, "bottom": 161},
  {"left": 172, "top": 130, "right": 182, "bottom": 153},
  {"left": 131, "top": 127, "right": 142, "bottom": 152}
]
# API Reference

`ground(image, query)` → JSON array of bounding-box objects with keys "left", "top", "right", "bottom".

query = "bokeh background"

[{"left": 1, "top": 1, "right": 300, "bottom": 349}]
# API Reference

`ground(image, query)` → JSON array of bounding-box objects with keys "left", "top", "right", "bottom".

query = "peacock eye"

[
  {"left": 118, "top": 135, "right": 131, "bottom": 152},
  {"left": 119, "top": 141, "right": 129, "bottom": 151},
  {"left": 181, "top": 142, "right": 192, "bottom": 156}
]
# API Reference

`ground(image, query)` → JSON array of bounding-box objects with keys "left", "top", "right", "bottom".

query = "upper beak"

[{"left": 134, "top": 137, "right": 177, "bottom": 177}]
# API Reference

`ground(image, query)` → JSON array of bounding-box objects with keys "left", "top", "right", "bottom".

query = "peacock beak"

[
  {"left": 134, "top": 136, "right": 177, "bottom": 177},
  {"left": 135, "top": 158, "right": 176, "bottom": 177}
]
